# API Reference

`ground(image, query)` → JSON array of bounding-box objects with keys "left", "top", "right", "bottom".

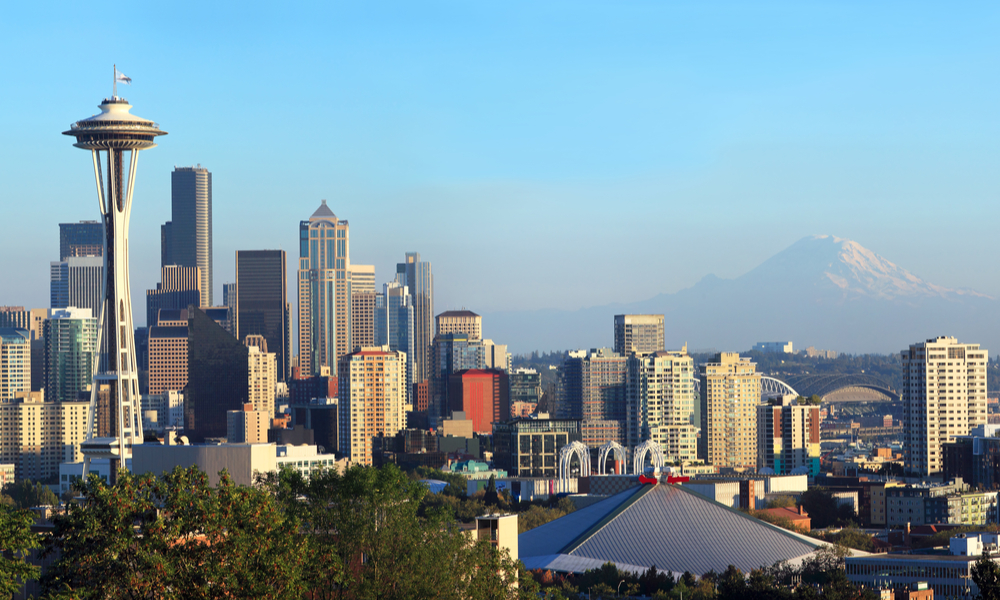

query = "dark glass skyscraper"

[
  {"left": 236, "top": 250, "right": 289, "bottom": 380},
  {"left": 184, "top": 307, "right": 248, "bottom": 442},
  {"left": 59, "top": 221, "right": 103, "bottom": 259},
  {"left": 167, "top": 166, "right": 213, "bottom": 306}
]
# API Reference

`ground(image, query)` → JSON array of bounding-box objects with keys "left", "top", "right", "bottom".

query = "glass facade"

[
  {"left": 59, "top": 221, "right": 103, "bottom": 260},
  {"left": 297, "top": 202, "right": 349, "bottom": 377},
  {"left": 236, "top": 250, "right": 289, "bottom": 381},
  {"left": 184, "top": 307, "right": 248, "bottom": 442}
]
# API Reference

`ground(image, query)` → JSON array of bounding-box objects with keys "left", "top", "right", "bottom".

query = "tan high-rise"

[
  {"left": 614, "top": 314, "right": 664, "bottom": 355},
  {"left": 699, "top": 353, "right": 761, "bottom": 469},
  {"left": 0, "top": 391, "right": 89, "bottom": 480},
  {"left": 436, "top": 310, "right": 482, "bottom": 341},
  {"left": 148, "top": 325, "right": 189, "bottom": 396},
  {"left": 350, "top": 265, "right": 377, "bottom": 352},
  {"left": 338, "top": 346, "right": 408, "bottom": 465},
  {"left": 903, "top": 336, "right": 988, "bottom": 476},
  {"left": 245, "top": 335, "right": 276, "bottom": 417}
]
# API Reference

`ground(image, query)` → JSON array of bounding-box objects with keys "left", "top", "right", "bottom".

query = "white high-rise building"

[
  {"left": 903, "top": 336, "right": 989, "bottom": 476},
  {"left": 627, "top": 349, "right": 697, "bottom": 462},
  {"left": 699, "top": 353, "right": 762, "bottom": 469}
]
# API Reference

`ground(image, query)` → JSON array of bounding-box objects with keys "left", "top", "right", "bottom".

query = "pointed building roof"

[
  {"left": 520, "top": 483, "right": 827, "bottom": 577},
  {"left": 310, "top": 199, "right": 337, "bottom": 221}
]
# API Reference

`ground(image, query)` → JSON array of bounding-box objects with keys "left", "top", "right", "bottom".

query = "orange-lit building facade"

[{"left": 447, "top": 369, "right": 510, "bottom": 434}]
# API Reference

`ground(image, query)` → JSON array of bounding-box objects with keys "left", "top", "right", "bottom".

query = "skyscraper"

[
  {"left": 59, "top": 221, "right": 103, "bottom": 259},
  {"left": 236, "top": 250, "right": 289, "bottom": 380},
  {"left": 397, "top": 253, "right": 433, "bottom": 384},
  {"left": 145, "top": 265, "right": 201, "bottom": 327},
  {"left": 903, "top": 336, "right": 988, "bottom": 476},
  {"left": 185, "top": 307, "right": 249, "bottom": 442},
  {"left": 50, "top": 256, "right": 103, "bottom": 317},
  {"left": 64, "top": 91, "right": 165, "bottom": 469},
  {"left": 375, "top": 281, "right": 414, "bottom": 403},
  {"left": 626, "top": 349, "right": 697, "bottom": 462},
  {"left": 436, "top": 310, "right": 482, "bottom": 340},
  {"left": 559, "top": 348, "right": 627, "bottom": 446},
  {"left": 298, "top": 201, "right": 350, "bottom": 377},
  {"left": 245, "top": 334, "right": 277, "bottom": 417},
  {"left": 0, "top": 329, "right": 30, "bottom": 402},
  {"left": 350, "top": 264, "right": 376, "bottom": 351},
  {"left": 614, "top": 314, "right": 665, "bottom": 356},
  {"left": 699, "top": 353, "right": 762, "bottom": 469},
  {"left": 338, "top": 346, "right": 408, "bottom": 466},
  {"left": 168, "top": 166, "right": 213, "bottom": 306},
  {"left": 43, "top": 308, "right": 98, "bottom": 404},
  {"left": 0, "top": 307, "right": 48, "bottom": 391}
]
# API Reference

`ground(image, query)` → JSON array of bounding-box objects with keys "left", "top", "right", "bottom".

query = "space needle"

[{"left": 63, "top": 68, "right": 166, "bottom": 477}]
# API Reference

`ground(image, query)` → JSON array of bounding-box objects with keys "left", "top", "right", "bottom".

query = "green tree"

[
  {"left": 973, "top": 551, "right": 1000, "bottom": 600},
  {"left": 0, "top": 503, "right": 40, "bottom": 599},
  {"left": 42, "top": 466, "right": 308, "bottom": 600},
  {"left": 484, "top": 474, "right": 499, "bottom": 506},
  {"left": 2, "top": 480, "right": 58, "bottom": 509}
]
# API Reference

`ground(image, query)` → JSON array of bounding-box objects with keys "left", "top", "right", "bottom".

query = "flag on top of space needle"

[{"left": 115, "top": 68, "right": 132, "bottom": 85}]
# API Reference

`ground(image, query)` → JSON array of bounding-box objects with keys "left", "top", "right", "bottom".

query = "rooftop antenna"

[{"left": 113, "top": 64, "right": 116, "bottom": 98}]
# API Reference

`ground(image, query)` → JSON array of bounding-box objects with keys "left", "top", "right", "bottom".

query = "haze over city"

[{"left": 3, "top": 2, "right": 1000, "bottom": 354}]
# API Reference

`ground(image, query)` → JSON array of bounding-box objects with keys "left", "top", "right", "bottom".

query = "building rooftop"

[
  {"left": 310, "top": 199, "right": 336, "bottom": 220},
  {"left": 520, "top": 483, "right": 824, "bottom": 576},
  {"left": 437, "top": 310, "right": 480, "bottom": 318}
]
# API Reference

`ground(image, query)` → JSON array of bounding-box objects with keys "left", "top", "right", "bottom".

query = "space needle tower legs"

[{"left": 64, "top": 85, "right": 166, "bottom": 480}]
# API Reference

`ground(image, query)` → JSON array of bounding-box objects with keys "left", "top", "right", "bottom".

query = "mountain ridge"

[{"left": 483, "top": 235, "right": 999, "bottom": 355}]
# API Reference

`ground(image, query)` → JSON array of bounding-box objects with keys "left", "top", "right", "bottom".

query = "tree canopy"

[{"left": 0, "top": 503, "right": 40, "bottom": 600}]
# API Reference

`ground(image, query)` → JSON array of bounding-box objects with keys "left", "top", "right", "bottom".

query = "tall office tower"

[
  {"left": 169, "top": 166, "right": 213, "bottom": 306},
  {"left": 436, "top": 310, "right": 482, "bottom": 340},
  {"left": 560, "top": 348, "right": 628, "bottom": 446},
  {"left": 614, "top": 314, "right": 665, "bottom": 356},
  {"left": 0, "top": 392, "right": 89, "bottom": 480},
  {"left": 236, "top": 250, "right": 289, "bottom": 380},
  {"left": 245, "top": 334, "right": 277, "bottom": 417},
  {"left": 64, "top": 92, "right": 165, "bottom": 470},
  {"left": 0, "top": 307, "right": 48, "bottom": 391},
  {"left": 699, "top": 353, "right": 762, "bottom": 469},
  {"left": 145, "top": 265, "right": 201, "bottom": 327},
  {"left": 626, "top": 349, "right": 697, "bottom": 462},
  {"left": 375, "top": 282, "right": 415, "bottom": 402},
  {"left": 298, "top": 201, "right": 350, "bottom": 377},
  {"left": 59, "top": 221, "right": 104, "bottom": 259},
  {"left": 160, "top": 221, "right": 173, "bottom": 266},
  {"left": 50, "top": 257, "right": 103, "bottom": 316},
  {"left": 147, "top": 323, "right": 189, "bottom": 395},
  {"left": 185, "top": 307, "right": 249, "bottom": 442},
  {"left": 337, "top": 347, "right": 408, "bottom": 466},
  {"left": 350, "top": 264, "right": 375, "bottom": 293},
  {"left": 903, "top": 336, "right": 989, "bottom": 476},
  {"left": 447, "top": 369, "right": 510, "bottom": 434},
  {"left": 350, "top": 264, "right": 376, "bottom": 351},
  {"left": 43, "top": 308, "right": 98, "bottom": 404},
  {"left": 397, "top": 252, "right": 433, "bottom": 384},
  {"left": 757, "top": 395, "right": 821, "bottom": 477},
  {"left": 430, "top": 333, "right": 486, "bottom": 423},
  {"left": 0, "top": 329, "right": 31, "bottom": 401},
  {"left": 223, "top": 282, "right": 237, "bottom": 335}
]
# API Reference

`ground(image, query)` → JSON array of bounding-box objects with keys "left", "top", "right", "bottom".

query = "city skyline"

[{"left": 3, "top": 3, "right": 1000, "bottom": 355}]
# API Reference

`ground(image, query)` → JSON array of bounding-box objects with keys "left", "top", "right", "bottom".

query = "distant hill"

[{"left": 486, "top": 235, "right": 1000, "bottom": 355}]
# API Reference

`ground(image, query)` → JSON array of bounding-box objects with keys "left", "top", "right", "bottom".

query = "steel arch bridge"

[
  {"left": 760, "top": 376, "right": 799, "bottom": 399},
  {"left": 782, "top": 373, "right": 899, "bottom": 402}
]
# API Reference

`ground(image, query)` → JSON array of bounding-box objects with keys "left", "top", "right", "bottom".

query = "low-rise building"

[
  {"left": 887, "top": 481, "right": 998, "bottom": 527},
  {"left": 493, "top": 417, "right": 582, "bottom": 479}
]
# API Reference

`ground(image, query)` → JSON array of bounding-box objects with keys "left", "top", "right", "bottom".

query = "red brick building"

[{"left": 447, "top": 369, "right": 510, "bottom": 434}]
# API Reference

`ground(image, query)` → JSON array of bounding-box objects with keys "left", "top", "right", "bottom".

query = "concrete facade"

[
  {"left": 902, "top": 337, "right": 988, "bottom": 476},
  {"left": 613, "top": 314, "right": 665, "bottom": 355},
  {"left": 699, "top": 353, "right": 761, "bottom": 469},
  {"left": 626, "top": 349, "right": 697, "bottom": 462}
]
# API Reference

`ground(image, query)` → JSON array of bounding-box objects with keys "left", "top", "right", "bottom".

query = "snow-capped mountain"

[{"left": 485, "top": 235, "right": 998, "bottom": 354}]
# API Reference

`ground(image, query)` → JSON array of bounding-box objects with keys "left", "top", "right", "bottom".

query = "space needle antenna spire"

[{"left": 63, "top": 74, "right": 165, "bottom": 480}]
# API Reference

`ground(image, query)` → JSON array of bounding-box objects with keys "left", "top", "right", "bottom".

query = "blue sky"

[{"left": 2, "top": 2, "right": 999, "bottom": 330}]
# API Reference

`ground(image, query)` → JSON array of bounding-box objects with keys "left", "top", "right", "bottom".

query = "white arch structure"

[
  {"left": 760, "top": 376, "right": 799, "bottom": 399},
  {"left": 597, "top": 441, "right": 626, "bottom": 475},
  {"left": 558, "top": 441, "right": 591, "bottom": 480},
  {"left": 632, "top": 440, "right": 664, "bottom": 476}
]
